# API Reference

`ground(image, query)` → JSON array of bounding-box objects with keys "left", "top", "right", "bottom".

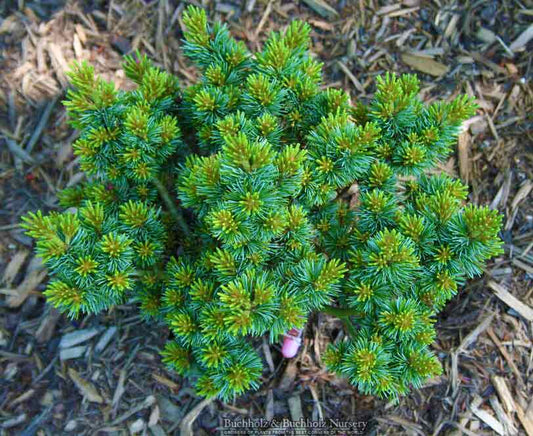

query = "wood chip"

[
  {"left": 488, "top": 281, "right": 533, "bottom": 321},
  {"left": 471, "top": 401, "right": 504, "bottom": 435},
  {"left": 5, "top": 267, "right": 47, "bottom": 308},
  {"left": 1, "top": 413, "right": 27, "bottom": 429},
  {"left": 401, "top": 53, "right": 449, "bottom": 77},
  {"left": 254, "top": 0, "right": 272, "bottom": 39},
  {"left": 512, "top": 258, "right": 533, "bottom": 274},
  {"left": 11, "top": 389, "right": 35, "bottom": 407},
  {"left": 470, "top": 52, "right": 508, "bottom": 75},
  {"left": 309, "top": 384, "right": 324, "bottom": 420},
  {"left": 491, "top": 376, "right": 516, "bottom": 414},
  {"left": 60, "top": 328, "right": 101, "bottom": 349},
  {"left": 490, "top": 170, "right": 512, "bottom": 210},
  {"left": 68, "top": 368, "right": 104, "bottom": 404},
  {"left": 246, "top": 0, "right": 256, "bottom": 13},
  {"left": 64, "top": 420, "right": 77, "bottom": 432},
  {"left": 457, "top": 314, "right": 494, "bottom": 352},
  {"left": 387, "top": 6, "right": 419, "bottom": 18},
  {"left": 36, "top": 307, "right": 62, "bottom": 343},
  {"left": 486, "top": 327, "right": 525, "bottom": 386},
  {"left": 505, "top": 180, "right": 532, "bottom": 230},
  {"left": 179, "top": 398, "right": 213, "bottom": 436},
  {"left": 516, "top": 401, "right": 533, "bottom": 436},
  {"left": 112, "top": 369, "right": 127, "bottom": 410},
  {"left": 302, "top": 0, "right": 339, "bottom": 19},
  {"left": 148, "top": 405, "right": 160, "bottom": 428},
  {"left": 73, "top": 33, "right": 83, "bottom": 60},
  {"left": 5, "top": 138, "right": 36, "bottom": 164},
  {"left": 380, "top": 415, "right": 425, "bottom": 435},
  {"left": 278, "top": 359, "right": 298, "bottom": 391},
  {"left": 377, "top": 4, "right": 401, "bottom": 15},
  {"left": 457, "top": 131, "right": 471, "bottom": 184},
  {"left": 47, "top": 43, "right": 70, "bottom": 86},
  {"left": 510, "top": 180, "right": 532, "bottom": 211},
  {"left": 111, "top": 396, "right": 156, "bottom": 426},
  {"left": 0, "top": 16, "right": 18, "bottom": 35},
  {"left": 452, "top": 314, "right": 493, "bottom": 395},
  {"left": 337, "top": 61, "right": 365, "bottom": 93},
  {"left": 60, "top": 346, "right": 87, "bottom": 361},
  {"left": 25, "top": 97, "right": 58, "bottom": 152},
  {"left": 262, "top": 336, "right": 275, "bottom": 372},
  {"left": 308, "top": 18, "right": 334, "bottom": 31},
  {"left": 288, "top": 395, "right": 304, "bottom": 421},
  {"left": 75, "top": 24, "right": 87, "bottom": 44},
  {"left": 2, "top": 250, "right": 29, "bottom": 287},
  {"left": 265, "top": 389, "right": 274, "bottom": 421},
  {"left": 152, "top": 373, "right": 179, "bottom": 391},
  {"left": 476, "top": 27, "right": 497, "bottom": 44},
  {"left": 444, "top": 14, "right": 460, "bottom": 39},
  {"left": 129, "top": 418, "right": 145, "bottom": 434},
  {"left": 489, "top": 396, "right": 518, "bottom": 436},
  {"left": 510, "top": 24, "right": 533, "bottom": 52},
  {"left": 95, "top": 327, "right": 117, "bottom": 353},
  {"left": 149, "top": 424, "right": 166, "bottom": 436}
]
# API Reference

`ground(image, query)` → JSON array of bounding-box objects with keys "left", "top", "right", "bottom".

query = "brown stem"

[{"left": 153, "top": 178, "right": 190, "bottom": 236}]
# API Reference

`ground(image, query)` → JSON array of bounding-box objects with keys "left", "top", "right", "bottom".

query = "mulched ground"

[{"left": 1, "top": 0, "right": 532, "bottom": 434}]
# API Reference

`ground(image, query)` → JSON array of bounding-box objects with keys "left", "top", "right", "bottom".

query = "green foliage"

[{"left": 22, "top": 6, "right": 502, "bottom": 402}]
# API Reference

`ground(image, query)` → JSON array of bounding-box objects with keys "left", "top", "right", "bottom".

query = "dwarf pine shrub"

[{"left": 22, "top": 6, "right": 503, "bottom": 401}]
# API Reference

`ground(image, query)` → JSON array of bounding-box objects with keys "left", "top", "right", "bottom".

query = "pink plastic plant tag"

[{"left": 281, "top": 328, "right": 303, "bottom": 358}]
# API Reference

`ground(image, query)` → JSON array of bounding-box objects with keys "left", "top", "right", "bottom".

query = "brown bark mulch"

[{"left": 1, "top": 1, "right": 532, "bottom": 434}]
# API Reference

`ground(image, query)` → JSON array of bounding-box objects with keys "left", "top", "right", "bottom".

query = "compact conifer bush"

[{"left": 22, "top": 6, "right": 503, "bottom": 401}]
